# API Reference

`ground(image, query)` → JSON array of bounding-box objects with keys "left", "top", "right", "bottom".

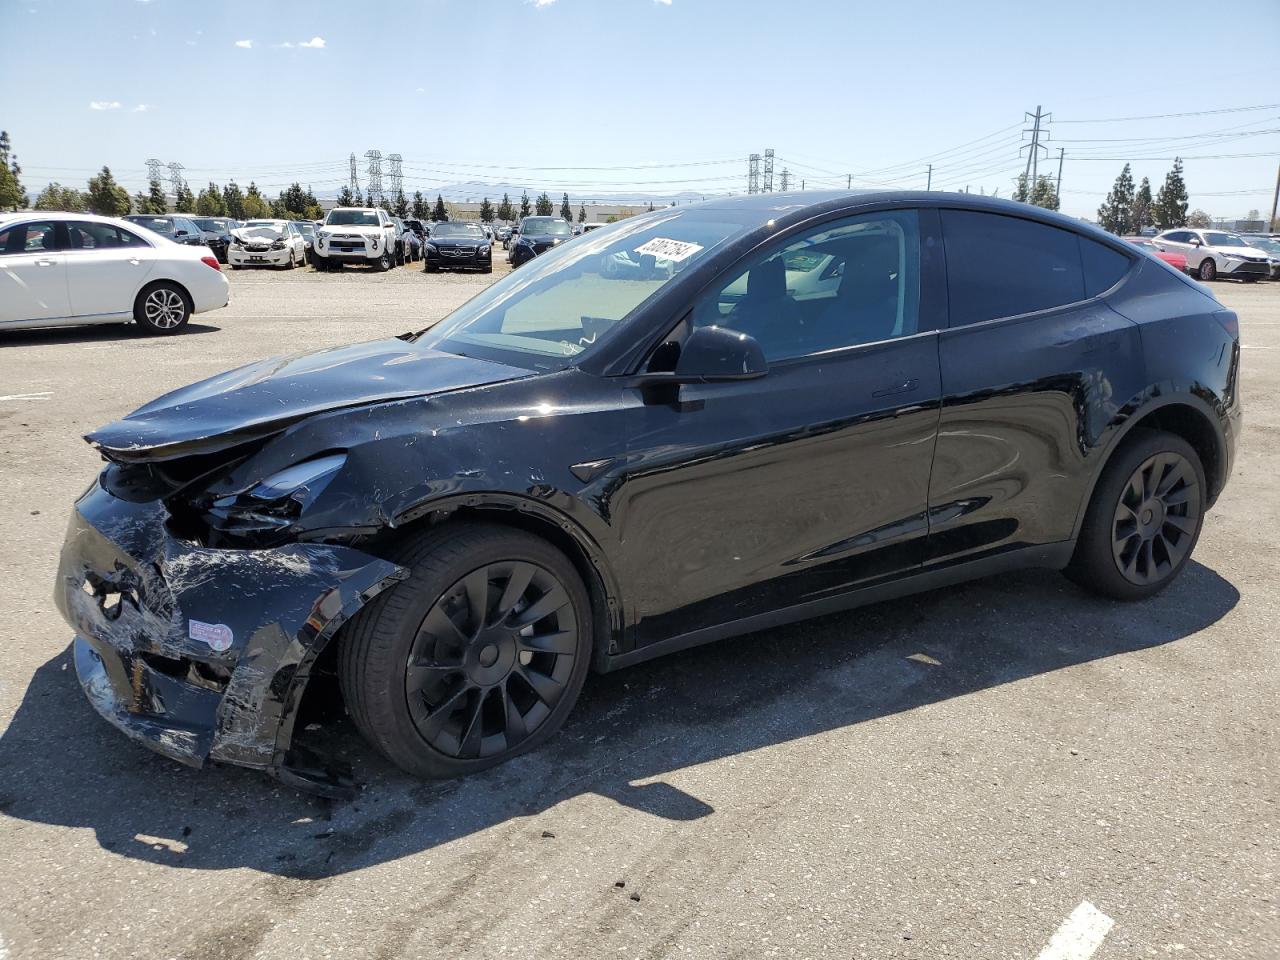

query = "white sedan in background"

[
  {"left": 0, "top": 211, "right": 229, "bottom": 335},
  {"left": 228, "top": 219, "right": 308, "bottom": 270}
]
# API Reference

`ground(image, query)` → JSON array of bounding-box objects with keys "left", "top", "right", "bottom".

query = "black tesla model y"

[{"left": 56, "top": 192, "right": 1242, "bottom": 790}]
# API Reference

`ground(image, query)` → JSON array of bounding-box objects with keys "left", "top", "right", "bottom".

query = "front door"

[
  {"left": 0, "top": 219, "right": 70, "bottom": 326},
  {"left": 63, "top": 221, "right": 157, "bottom": 318},
  {"left": 609, "top": 208, "right": 946, "bottom": 647}
]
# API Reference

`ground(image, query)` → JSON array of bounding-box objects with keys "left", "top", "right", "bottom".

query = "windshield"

[
  {"left": 1245, "top": 237, "right": 1280, "bottom": 254},
  {"left": 131, "top": 217, "right": 174, "bottom": 235},
  {"left": 521, "top": 218, "right": 572, "bottom": 237},
  {"left": 292, "top": 222, "right": 315, "bottom": 237},
  {"left": 192, "top": 218, "right": 227, "bottom": 232},
  {"left": 326, "top": 209, "right": 380, "bottom": 226},
  {"left": 431, "top": 222, "right": 484, "bottom": 238},
  {"left": 1204, "top": 232, "right": 1249, "bottom": 248},
  {"left": 418, "top": 208, "right": 751, "bottom": 369},
  {"left": 242, "top": 222, "right": 287, "bottom": 239}
]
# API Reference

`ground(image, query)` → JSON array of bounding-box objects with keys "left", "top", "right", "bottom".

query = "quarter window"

[
  {"left": 941, "top": 210, "right": 1084, "bottom": 326},
  {"left": 691, "top": 210, "right": 921, "bottom": 362},
  {"left": 0, "top": 221, "right": 58, "bottom": 256},
  {"left": 1080, "top": 237, "right": 1133, "bottom": 296}
]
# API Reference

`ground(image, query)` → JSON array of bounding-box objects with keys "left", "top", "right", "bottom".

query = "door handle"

[
  {"left": 35, "top": 258, "right": 57, "bottom": 267},
  {"left": 872, "top": 378, "right": 919, "bottom": 399},
  {"left": 129, "top": 258, "right": 142, "bottom": 265}
]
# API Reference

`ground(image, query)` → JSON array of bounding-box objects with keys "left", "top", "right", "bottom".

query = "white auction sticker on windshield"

[{"left": 634, "top": 237, "right": 704, "bottom": 262}]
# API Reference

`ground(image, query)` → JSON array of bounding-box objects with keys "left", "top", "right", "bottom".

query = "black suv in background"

[
  {"left": 509, "top": 216, "right": 572, "bottom": 267},
  {"left": 124, "top": 215, "right": 210, "bottom": 250},
  {"left": 192, "top": 217, "right": 236, "bottom": 263},
  {"left": 424, "top": 221, "right": 492, "bottom": 273}
]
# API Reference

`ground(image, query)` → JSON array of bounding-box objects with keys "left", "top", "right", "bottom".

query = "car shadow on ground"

[
  {"left": 0, "top": 322, "right": 220, "bottom": 347},
  {"left": 0, "top": 562, "right": 1239, "bottom": 880}
]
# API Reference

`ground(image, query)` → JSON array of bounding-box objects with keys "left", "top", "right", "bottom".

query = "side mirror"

[
  {"left": 1190, "top": 237, "right": 1202, "bottom": 246},
  {"left": 175, "top": 229, "right": 188, "bottom": 237},
  {"left": 629, "top": 325, "right": 768, "bottom": 387}
]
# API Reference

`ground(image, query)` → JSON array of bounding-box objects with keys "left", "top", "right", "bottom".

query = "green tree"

[
  {"left": 535, "top": 191, "right": 553, "bottom": 216},
  {"left": 392, "top": 188, "right": 409, "bottom": 218},
  {"left": 33, "top": 182, "right": 87, "bottom": 211},
  {"left": 222, "top": 181, "right": 247, "bottom": 220},
  {"left": 1187, "top": 209, "right": 1212, "bottom": 228},
  {"left": 411, "top": 190, "right": 427, "bottom": 219},
  {"left": 1011, "top": 172, "right": 1030, "bottom": 203},
  {"left": 646, "top": 200, "right": 655, "bottom": 212},
  {"left": 519, "top": 191, "right": 531, "bottom": 218},
  {"left": 1153, "top": 158, "right": 1189, "bottom": 230},
  {"left": 1131, "top": 177, "right": 1154, "bottom": 234},
  {"left": 242, "top": 181, "right": 271, "bottom": 218},
  {"left": 479, "top": 197, "right": 495, "bottom": 222},
  {"left": 1096, "top": 163, "right": 1136, "bottom": 234},
  {"left": 0, "top": 130, "right": 26, "bottom": 210},
  {"left": 173, "top": 180, "right": 195, "bottom": 213},
  {"left": 577, "top": 204, "right": 586, "bottom": 223},
  {"left": 497, "top": 193, "right": 514, "bottom": 221},
  {"left": 143, "top": 177, "right": 168, "bottom": 214},
  {"left": 431, "top": 194, "right": 448, "bottom": 222},
  {"left": 336, "top": 185, "right": 355, "bottom": 208},
  {"left": 196, "top": 181, "right": 227, "bottom": 216},
  {"left": 559, "top": 192, "right": 572, "bottom": 221},
  {"left": 1029, "top": 175, "right": 1059, "bottom": 211},
  {"left": 85, "top": 166, "right": 131, "bottom": 216}
]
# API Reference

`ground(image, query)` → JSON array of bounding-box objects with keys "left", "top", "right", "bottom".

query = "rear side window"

[
  {"left": 65, "top": 221, "right": 149, "bottom": 250},
  {"left": 941, "top": 210, "right": 1084, "bottom": 326},
  {"left": 1080, "top": 237, "right": 1132, "bottom": 295}
]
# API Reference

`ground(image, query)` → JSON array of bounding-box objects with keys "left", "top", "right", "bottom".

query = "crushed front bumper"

[{"left": 55, "top": 483, "right": 406, "bottom": 776}]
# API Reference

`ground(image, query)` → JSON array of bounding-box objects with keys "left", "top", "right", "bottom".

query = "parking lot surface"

[{"left": 0, "top": 266, "right": 1275, "bottom": 959}]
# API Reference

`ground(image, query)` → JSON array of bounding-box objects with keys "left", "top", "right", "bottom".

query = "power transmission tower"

[
  {"left": 1021, "top": 105, "right": 1051, "bottom": 186},
  {"left": 145, "top": 158, "right": 164, "bottom": 184},
  {"left": 167, "top": 162, "right": 185, "bottom": 195},
  {"left": 365, "top": 150, "right": 383, "bottom": 204},
  {"left": 748, "top": 154, "right": 760, "bottom": 194},
  {"left": 779, "top": 168, "right": 790, "bottom": 191},
  {"left": 387, "top": 153, "right": 403, "bottom": 199},
  {"left": 763, "top": 148, "right": 775, "bottom": 193},
  {"left": 348, "top": 153, "right": 361, "bottom": 198}
]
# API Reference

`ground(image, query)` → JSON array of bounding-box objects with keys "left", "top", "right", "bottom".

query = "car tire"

[
  {"left": 283, "top": 250, "right": 295, "bottom": 270},
  {"left": 1064, "top": 428, "right": 1206, "bottom": 602},
  {"left": 483, "top": 264, "right": 493, "bottom": 274},
  {"left": 425, "top": 263, "right": 439, "bottom": 273},
  {"left": 133, "top": 281, "right": 192, "bottom": 335},
  {"left": 1198, "top": 258, "right": 1217, "bottom": 281},
  {"left": 376, "top": 249, "right": 393, "bottom": 272},
  {"left": 338, "top": 524, "right": 594, "bottom": 779}
]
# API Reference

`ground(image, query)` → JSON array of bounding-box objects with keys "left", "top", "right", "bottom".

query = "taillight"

[
  {"left": 201, "top": 256, "right": 221, "bottom": 272},
  {"left": 1214, "top": 310, "right": 1239, "bottom": 339}
]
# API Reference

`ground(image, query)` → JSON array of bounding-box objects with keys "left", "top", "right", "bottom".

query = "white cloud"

[
  {"left": 131, "top": 104, "right": 150, "bottom": 113},
  {"left": 299, "top": 36, "right": 325, "bottom": 48},
  {"left": 234, "top": 39, "right": 253, "bottom": 48},
  {"left": 528, "top": 0, "right": 556, "bottom": 7},
  {"left": 89, "top": 101, "right": 121, "bottom": 111},
  {"left": 654, "top": 0, "right": 672, "bottom": 4},
  {"left": 415, "top": 87, "right": 424, "bottom": 93},
  {"left": 276, "top": 41, "right": 295, "bottom": 48}
]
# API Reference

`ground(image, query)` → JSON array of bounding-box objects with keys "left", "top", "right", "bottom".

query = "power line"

[{"left": 1052, "top": 102, "right": 1280, "bottom": 124}]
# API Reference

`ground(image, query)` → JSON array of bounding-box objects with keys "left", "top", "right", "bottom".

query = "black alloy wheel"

[{"left": 339, "top": 525, "right": 593, "bottom": 778}]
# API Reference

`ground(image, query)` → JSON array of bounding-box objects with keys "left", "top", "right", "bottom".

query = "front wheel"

[
  {"left": 1065, "top": 429, "right": 1206, "bottom": 601},
  {"left": 1198, "top": 258, "right": 1217, "bottom": 281},
  {"left": 376, "top": 250, "right": 393, "bottom": 271},
  {"left": 339, "top": 525, "right": 593, "bottom": 778},
  {"left": 134, "top": 282, "right": 191, "bottom": 335}
]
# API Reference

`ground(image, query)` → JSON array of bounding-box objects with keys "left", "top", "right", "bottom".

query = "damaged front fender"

[{"left": 55, "top": 482, "right": 407, "bottom": 777}]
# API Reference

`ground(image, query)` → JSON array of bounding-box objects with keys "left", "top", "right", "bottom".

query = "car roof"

[{"left": 4, "top": 210, "right": 154, "bottom": 226}]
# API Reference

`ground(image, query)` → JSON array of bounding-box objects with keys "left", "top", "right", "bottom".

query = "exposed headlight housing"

[
  {"left": 478, "top": 244, "right": 490, "bottom": 255},
  {"left": 203, "top": 453, "right": 346, "bottom": 541}
]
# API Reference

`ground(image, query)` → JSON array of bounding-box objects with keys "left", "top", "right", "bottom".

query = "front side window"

[
  {"left": 941, "top": 210, "right": 1085, "bottom": 326},
  {"left": 690, "top": 210, "right": 921, "bottom": 362},
  {"left": 1203, "top": 232, "right": 1249, "bottom": 248},
  {"left": 0, "top": 221, "right": 58, "bottom": 255}
]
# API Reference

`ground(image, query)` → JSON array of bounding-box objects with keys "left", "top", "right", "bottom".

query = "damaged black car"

[{"left": 56, "top": 192, "right": 1241, "bottom": 791}]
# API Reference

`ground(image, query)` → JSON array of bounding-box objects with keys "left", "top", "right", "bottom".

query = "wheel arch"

[{"left": 133, "top": 276, "right": 194, "bottom": 317}]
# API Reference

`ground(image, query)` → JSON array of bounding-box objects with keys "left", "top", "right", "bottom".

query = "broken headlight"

[{"left": 203, "top": 453, "right": 346, "bottom": 540}]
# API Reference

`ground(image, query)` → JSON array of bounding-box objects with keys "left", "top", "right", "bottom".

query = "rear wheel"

[
  {"left": 339, "top": 525, "right": 593, "bottom": 778},
  {"left": 1065, "top": 429, "right": 1205, "bottom": 601},
  {"left": 1198, "top": 258, "right": 1217, "bottom": 281},
  {"left": 133, "top": 282, "right": 191, "bottom": 335}
]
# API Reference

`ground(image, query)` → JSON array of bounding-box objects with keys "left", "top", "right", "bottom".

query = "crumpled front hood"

[{"left": 86, "top": 338, "right": 528, "bottom": 463}]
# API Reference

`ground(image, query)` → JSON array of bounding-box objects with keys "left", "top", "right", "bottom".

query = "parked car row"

[{"left": 1144, "top": 229, "right": 1280, "bottom": 282}]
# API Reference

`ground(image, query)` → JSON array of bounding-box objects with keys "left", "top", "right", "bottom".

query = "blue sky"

[{"left": 2, "top": 0, "right": 1278, "bottom": 219}]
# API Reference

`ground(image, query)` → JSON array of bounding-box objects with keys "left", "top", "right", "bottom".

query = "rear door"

[
  {"left": 0, "top": 219, "right": 71, "bottom": 326},
  {"left": 928, "top": 208, "right": 1141, "bottom": 565},
  {"left": 611, "top": 208, "right": 947, "bottom": 646},
  {"left": 63, "top": 221, "right": 157, "bottom": 318}
]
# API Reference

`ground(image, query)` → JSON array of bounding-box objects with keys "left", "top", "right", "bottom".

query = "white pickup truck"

[{"left": 313, "top": 207, "right": 400, "bottom": 271}]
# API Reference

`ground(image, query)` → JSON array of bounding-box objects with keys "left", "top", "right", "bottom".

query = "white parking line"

[
  {"left": 0, "top": 391, "right": 53, "bottom": 401},
  {"left": 1036, "top": 901, "right": 1114, "bottom": 960}
]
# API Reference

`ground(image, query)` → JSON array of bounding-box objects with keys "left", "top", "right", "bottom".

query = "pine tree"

[
  {"left": 222, "top": 181, "right": 247, "bottom": 220},
  {"left": 196, "top": 181, "right": 227, "bottom": 216},
  {"left": 1153, "top": 158, "right": 1189, "bottom": 230},
  {"left": 647, "top": 201, "right": 655, "bottom": 212},
  {"left": 0, "top": 131, "right": 26, "bottom": 211},
  {"left": 479, "top": 197, "right": 495, "bottom": 222},
  {"left": 86, "top": 166, "right": 131, "bottom": 216},
  {"left": 519, "top": 191, "right": 531, "bottom": 218},
  {"left": 431, "top": 194, "right": 448, "bottom": 222},
  {"left": 497, "top": 193, "right": 514, "bottom": 221},
  {"left": 1012, "top": 172, "right": 1030, "bottom": 203},
  {"left": 559, "top": 193, "right": 572, "bottom": 221},
  {"left": 173, "top": 181, "right": 195, "bottom": 213},
  {"left": 535, "top": 192, "right": 553, "bottom": 216},
  {"left": 145, "top": 177, "right": 168, "bottom": 214},
  {"left": 411, "top": 190, "right": 427, "bottom": 219},
  {"left": 243, "top": 182, "right": 270, "bottom": 218},
  {"left": 578, "top": 204, "right": 586, "bottom": 223},
  {"left": 337, "top": 185, "right": 355, "bottom": 207},
  {"left": 1096, "top": 164, "right": 1136, "bottom": 234},
  {"left": 1029, "top": 175, "right": 1059, "bottom": 211},
  {"left": 393, "top": 189, "right": 409, "bottom": 218},
  {"left": 1131, "top": 177, "right": 1154, "bottom": 234}
]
